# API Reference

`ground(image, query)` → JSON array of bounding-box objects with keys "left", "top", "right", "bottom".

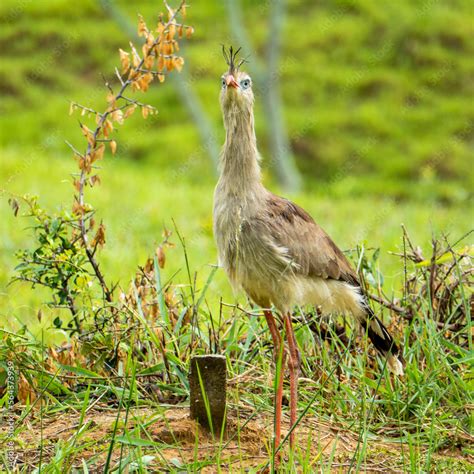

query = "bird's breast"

[
  {"left": 212, "top": 196, "right": 246, "bottom": 278},
  {"left": 213, "top": 191, "right": 296, "bottom": 295}
]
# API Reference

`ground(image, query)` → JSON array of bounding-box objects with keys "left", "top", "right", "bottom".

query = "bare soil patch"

[{"left": 4, "top": 404, "right": 471, "bottom": 472}]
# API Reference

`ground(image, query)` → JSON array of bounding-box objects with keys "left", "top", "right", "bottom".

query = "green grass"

[
  {"left": 1, "top": 235, "right": 472, "bottom": 471},
  {"left": 2, "top": 146, "right": 471, "bottom": 339}
]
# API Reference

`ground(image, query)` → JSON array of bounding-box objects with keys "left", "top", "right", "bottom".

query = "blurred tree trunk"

[{"left": 226, "top": 0, "right": 302, "bottom": 191}]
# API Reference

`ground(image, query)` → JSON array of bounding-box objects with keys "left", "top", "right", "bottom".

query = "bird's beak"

[{"left": 226, "top": 75, "right": 239, "bottom": 89}]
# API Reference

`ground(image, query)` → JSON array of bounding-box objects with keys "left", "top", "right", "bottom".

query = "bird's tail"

[{"left": 360, "top": 305, "right": 404, "bottom": 376}]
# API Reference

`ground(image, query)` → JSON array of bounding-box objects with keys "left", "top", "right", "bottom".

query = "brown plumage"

[
  {"left": 263, "top": 195, "right": 358, "bottom": 285},
  {"left": 213, "top": 46, "right": 403, "bottom": 455}
]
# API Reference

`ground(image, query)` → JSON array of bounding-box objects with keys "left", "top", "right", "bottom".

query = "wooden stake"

[{"left": 189, "top": 355, "right": 227, "bottom": 434}]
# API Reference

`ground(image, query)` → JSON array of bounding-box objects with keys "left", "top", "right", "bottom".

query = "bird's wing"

[{"left": 260, "top": 193, "right": 360, "bottom": 286}]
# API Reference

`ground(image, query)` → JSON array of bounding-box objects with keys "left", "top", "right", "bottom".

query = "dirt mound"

[{"left": 5, "top": 404, "right": 470, "bottom": 472}]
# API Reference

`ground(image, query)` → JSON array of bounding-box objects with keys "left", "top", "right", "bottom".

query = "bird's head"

[{"left": 220, "top": 46, "right": 253, "bottom": 114}]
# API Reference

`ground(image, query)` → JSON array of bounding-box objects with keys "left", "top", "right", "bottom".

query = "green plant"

[{"left": 9, "top": 2, "right": 192, "bottom": 335}]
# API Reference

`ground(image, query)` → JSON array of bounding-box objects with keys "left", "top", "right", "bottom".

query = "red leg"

[
  {"left": 284, "top": 312, "right": 300, "bottom": 449},
  {"left": 264, "top": 310, "right": 286, "bottom": 462},
  {"left": 264, "top": 310, "right": 281, "bottom": 357}
]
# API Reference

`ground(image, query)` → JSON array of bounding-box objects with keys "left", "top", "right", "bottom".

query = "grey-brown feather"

[
  {"left": 263, "top": 195, "right": 359, "bottom": 286},
  {"left": 213, "top": 69, "right": 403, "bottom": 375}
]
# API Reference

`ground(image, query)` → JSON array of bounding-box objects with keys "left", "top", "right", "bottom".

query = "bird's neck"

[{"left": 219, "top": 106, "right": 262, "bottom": 196}]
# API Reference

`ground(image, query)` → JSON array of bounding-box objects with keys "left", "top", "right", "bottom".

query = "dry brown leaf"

[
  {"left": 131, "top": 78, "right": 141, "bottom": 92},
  {"left": 124, "top": 104, "right": 137, "bottom": 118},
  {"left": 92, "top": 223, "right": 106, "bottom": 248},
  {"left": 17, "top": 374, "right": 36, "bottom": 404},
  {"left": 186, "top": 26, "right": 194, "bottom": 39},
  {"left": 111, "top": 109, "right": 124, "bottom": 125},
  {"left": 103, "top": 119, "right": 114, "bottom": 138},
  {"left": 144, "top": 54, "right": 154, "bottom": 70},
  {"left": 90, "top": 175, "right": 101, "bottom": 187},
  {"left": 72, "top": 201, "right": 84, "bottom": 216},
  {"left": 110, "top": 140, "right": 117, "bottom": 155},
  {"left": 174, "top": 56, "right": 184, "bottom": 72},
  {"left": 90, "top": 144, "right": 105, "bottom": 163},
  {"left": 146, "top": 32, "right": 155, "bottom": 47},
  {"left": 140, "top": 72, "right": 153, "bottom": 92},
  {"left": 137, "top": 15, "right": 147, "bottom": 37},
  {"left": 80, "top": 124, "right": 95, "bottom": 146},
  {"left": 156, "top": 22, "right": 165, "bottom": 36},
  {"left": 156, "top": 246, "right": 166, "bottom": 268},
  {"left": 157, "top": 55, "right": 165, "bottom": 72},
  {"left": 8, "top": 198, "right": 19, "bottom": 217},
  {"left": 119, "top": 48, "right": 130, "bottom": 74},
  {"left": 142, "top": 42, "right": 150, "bottom": 58},
  {"left": 168, "top": 24, "right": 176, "bottom": 40}
]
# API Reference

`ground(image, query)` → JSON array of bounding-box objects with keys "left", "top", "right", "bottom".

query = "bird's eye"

[
  {"left": 240, "top": 79, "right": 251, "bottom": 89},
  {"left": 221, "top": 78, "right": 226, "bottom": 88}
]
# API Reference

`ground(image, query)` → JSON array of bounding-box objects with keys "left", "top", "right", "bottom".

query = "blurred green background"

[{"left": 0, "top": 0, "right": 472, "bottom": 337}]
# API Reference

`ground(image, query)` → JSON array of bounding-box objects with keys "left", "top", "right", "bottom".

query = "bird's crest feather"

[{"left": 222, "top": 45, "right": 247, "bottom": 74}]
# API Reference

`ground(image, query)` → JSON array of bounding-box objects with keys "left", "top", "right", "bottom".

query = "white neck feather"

[{"left": 218, "top": 102, "right": 262, "bottom": 196}]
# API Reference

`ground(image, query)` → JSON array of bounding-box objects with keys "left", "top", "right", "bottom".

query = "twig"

[
  {"left": 65, "top": 140, "right": 84, "bottom": 158},
  {"left": 368, "top": 293, "right": 404, "bottom": 314},
  {"left": 75, "top": 1, "right": 187, "bottom": 304}
]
